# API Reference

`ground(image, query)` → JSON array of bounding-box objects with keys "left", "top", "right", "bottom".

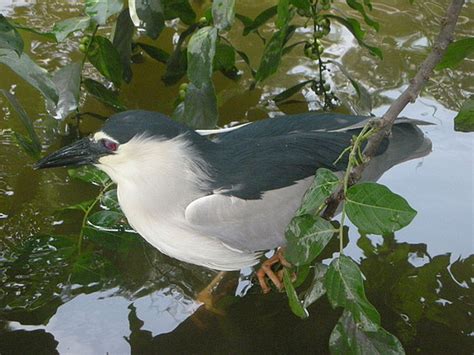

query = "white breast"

[{"left": 97, "top": 134, "right": 260, "bottom": 270}]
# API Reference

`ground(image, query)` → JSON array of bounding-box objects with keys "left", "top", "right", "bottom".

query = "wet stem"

[
  {"left": 337, "top": 123, "right": 375, "bottom": 254},
  {"left": 77, "top": 181, "right": 114, "bottom": 254}
]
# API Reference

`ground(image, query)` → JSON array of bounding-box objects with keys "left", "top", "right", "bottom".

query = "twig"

[{"left": 322, "top": 0, "right": 465, "bottom": 219}]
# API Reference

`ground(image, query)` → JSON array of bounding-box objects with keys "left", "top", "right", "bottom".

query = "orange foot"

[{"left": 256, "top": 248, "right": 292, "bottom": 294}]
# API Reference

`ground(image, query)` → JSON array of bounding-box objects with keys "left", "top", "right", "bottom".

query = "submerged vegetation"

[{"left": 0, "top": 0, "right": 472, "bottom": 353}]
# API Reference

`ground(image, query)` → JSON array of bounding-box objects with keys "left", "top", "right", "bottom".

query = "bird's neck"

[{"left": 99, "top": 135, "right": 212, "bottom": 219}]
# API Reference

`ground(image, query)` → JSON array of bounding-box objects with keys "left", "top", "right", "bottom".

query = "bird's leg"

[
  {"left": 256, "top": 248, "right": 291, "bottom": 294},
  {"left": 196, "top": 271, "right": 227, "bottom": 314}
]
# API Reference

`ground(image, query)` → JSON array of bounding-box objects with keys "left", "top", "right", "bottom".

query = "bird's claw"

[{"left": 256, "top": 248, "right": 292, "bottom": 294}]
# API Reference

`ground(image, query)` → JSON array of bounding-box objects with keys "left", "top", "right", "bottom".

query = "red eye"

[{"left": 102, "top": 139, "right": 119, "bottom": 151}]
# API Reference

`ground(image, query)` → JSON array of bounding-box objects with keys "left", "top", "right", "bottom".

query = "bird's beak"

[{"left": 34, "top": 137, "right": 97, "bottom": 170}]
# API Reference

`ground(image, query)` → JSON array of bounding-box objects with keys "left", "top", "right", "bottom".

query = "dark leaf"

[
  {"left": 326, "top": 15, "right": 382, "bottom": 59},
  {"left": 273, "top": 79, "right": 313, "bottom": 103},
  {"left": 345, "top": 182, "right": 417, "bottom": 235},
  {"left": 283, "top": 268, "right": 308, "bottom": 319},
  {"left": 88, "top": 210, "right": 125, "bottom": 230},
  {"left": 436, "top": 37, "right": 474, "bottom": 70},
  {"left": 52, "top": 16, "right": 91, "bottom": 42},
  {"left": 239, "top": 6, "right": 277, "bottom": 36},
  {"left": 68, "top": 166, "right": 111, "bottom": 187},
  {"left": 129, "top": 0, "right": 165, "bottom": 39},
  {"left": 296, "top": 168, "right": 340, "bottom": 217},
  {"left": 88, "top": 36, "right": 123, "bottom": 86},
  {"left": 162, "top": 47, "right": 187, "bottom": 85},
  {"left": 50, "top": 62, "right": 82, "bottom": 119},
  {"left": 163, "top": 0, "right": 196, "bottom": 25},
  {"left": 112, "top": 8, "right": 134, "bottom": 82},
  {"left": 187, "top": 26, "right": 218, "bottom": 86},
  {"left": 0, "top": 89, "right": 41, "bottom": 154},
  {"left": 100, "top": 189, "right": 120, "bottom": 211},
  {"left": 83, "top": 78, "right": 126, "bottom": 111},
  {"left": 12, "top": 132, "right": 40, "bottom": 158},
  {"left": 325, "top": 255, "right": 381, "bottom": 331},
  {"left": 0, "top": 14, "right": 24, "bottom": 55},
  {"left": 173, "top": 82, "right": 218, "bottom": 128},
  {"left": 212, "top": 0, "right": 235, "bottom": 31},
  {"left": 330, "top": 310, "right": 405, "bottom": 354},
  {"left": 453, "top": 96, "right": 474, "bottom": 132},
  {"left": 303, "top": 263, "right": 328, "bottom": 308},
  {"left": 290, "top": 0, "right": 311, "bottom": 12},
  {"left": 214, "top": 43, "right": 236, "bottom": 71},
  {"left": 282, "top": 40, "right": 305, "bottom": 55},
  {"left": 138, "top": 42, "right": 170, "bottom": 63},
  {"left": 255, "top": 27, "right": 287, "bottom": 82},
  {"left": 345, "top": 0, "right": 379, "bottom": 31},
  {"left": 85, "top": 0, "right": 124, "bottom": 25},
  {"left": 328, "top": 60, "right": 372, "bottom": 114},
  {"left": 12, "top": 23, "right": 56, "bottom": 41},
  {"left": 285, "top": 215, "right": 336, "bottom": 266},
  {"left": 0, "top": 49, "right": 59, "bottom": 104}
]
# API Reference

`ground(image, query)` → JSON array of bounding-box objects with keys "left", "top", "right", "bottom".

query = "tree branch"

[{"left": 322, "top": 0, "right": 465, "bottom": 219}]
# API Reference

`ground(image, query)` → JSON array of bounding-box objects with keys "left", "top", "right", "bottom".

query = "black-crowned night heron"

[{"left": 35, "top": 110, "right": 431, "bottom": 291}]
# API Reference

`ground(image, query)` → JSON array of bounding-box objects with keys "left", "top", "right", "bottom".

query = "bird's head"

[{"left": 34, "top": 111, "right": 204, "bottom": 183}]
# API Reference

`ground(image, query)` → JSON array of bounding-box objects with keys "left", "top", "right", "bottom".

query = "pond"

[{"left": 0, "top": 0, "right": 473, "bottom": 354}]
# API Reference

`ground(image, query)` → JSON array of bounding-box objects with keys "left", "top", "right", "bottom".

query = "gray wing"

[{"left": 185, "top": 177, "right": 314, "bottom": 252}]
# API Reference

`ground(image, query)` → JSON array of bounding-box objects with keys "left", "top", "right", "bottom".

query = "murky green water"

[{"left": 0, "top": 0, "right": 473, "bottom": 354}]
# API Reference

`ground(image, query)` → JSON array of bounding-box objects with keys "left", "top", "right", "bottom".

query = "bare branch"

[{"left": 323, "top": 0, "right": 465, "bottom": 219}]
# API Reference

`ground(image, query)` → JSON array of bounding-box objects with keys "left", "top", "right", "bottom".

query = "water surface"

[{"left": 0, "top": 0, "right": 473, "bottom": 354}]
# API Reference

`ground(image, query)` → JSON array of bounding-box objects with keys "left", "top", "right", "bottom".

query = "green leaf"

[
  {"left": 0, "top": 49, "right": 59, "bottom": 104},
  {"left": 138, "top": 42, "right": 170, "bottom": 63},
  {"left": 52, "top": 16, "right": 91, "bottom": 42},
  {"left": 50, "top": 62, "right": 82, "bottom": 119},
  {"left": 0, "top": 14, "right": 24, "bottom": 55},
  {"left": 173, "top": 82, "right": 218, "bottom": 128},
  {"left": 436, "top": 37, "right": 474, "bottom": 70},
  {"left": 214, "top": 43, "right": 236, "bottom": 71},
  {"left": 101, "top": 189, "right": 120, "bottom": 211},
  {"left": 330, "top": 310, "right": 405, "bottom": 355},
  {"left": 276, "top": 0, "right": 290, "bottom": 29},
  {"left": 285, "top": 215, "right": 336, "bottom": 266},
  {"left": 325, "top": 255, "right": 381, "bottom": 331},
  {"left": 327, "top": 15, "right": 382, "bottom": 59},
  {"left": 129, "top": 0, "right": 165, "bottom": 39},
  {"left": 290, "top": 0, "right": 311, "bottom": 12},
  {"left": 273, "top": 80, "right": 313, "bottom": 103},
  {"left": 212, "top": 0, "right": 235, "bottom": 31},
  {"left": 12, "top": 132, "right": 40, "bottom": 158},
  {"left": 255, "top": 27, "right": 287, "bottom": 82},
  {"left": 88, "top": 210, "right": 125, "bottom": 229},
  {"left": 345, "top": 182, "right": 417, "bottom": 235},
  {"left": 83, "top": 78, "right": 126, "bottom": 111},
  {"left": 87, "top": 36, "right": 123, "bottom": 86},
  {"left": 345, "top": 0, "right": 379, "bottom": 31},
  {"left": 239, "top": 6, "right": 277, "bottom": 36},
  {"left": 68, "top": 166, "right": 111, "bottom": 186},
  {"left": 112, "top": 8, "right": 134, "bottom": 82},
  {"left": 0, "top": 89, "right": 41, "bottom": 155},
  {"left": 85, "top": 0, "right": 124, "bottom": 25},
  {"left": 454, "top": 96, "right": 474, "bottom": 132},
  {"left": 303, "top": 263, "right": 328, "bottom": 308},
  {"left": 162, "top": 47, "right": 187, "bottom": 85},
  {"left": 283, "top": 268, "right": 309, "bottom": 319},
  {"left": 297, "top": 168, "right": 340, "bottom": 217},
  {"left": 163, "top": 0, "right": 196, "bottom": 25},
  {"left": 187, "top": 26, "right": 218, "bottom": 86}
]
